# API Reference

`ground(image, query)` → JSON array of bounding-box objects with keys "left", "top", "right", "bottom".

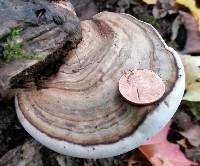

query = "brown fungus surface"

[{"left": 16, "top": 12, "right": 178, "bottom": 145}]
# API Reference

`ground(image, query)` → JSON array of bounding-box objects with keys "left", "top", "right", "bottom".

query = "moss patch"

[
  {"left": 0, "top": 28, "right": 44, "bottom": 61},
  {"left": 139, "top": 13, "right": 161, "bottom": 29}
]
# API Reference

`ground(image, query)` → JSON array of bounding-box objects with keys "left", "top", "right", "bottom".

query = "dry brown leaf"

[
  {"left": 152, "top": 0, "right": 176, "bottom": 19},
  {"left": 186, "top": 102, "right": 200, "bottom": 121},
  {"left": 140, "top": 145, "right": 173, "bottom": 166},
  {"left": 140, "top": 122, "right": 196, "bottom": 166},
  {"left": 180, "top": 125, "right": 200, "bottom": 147},
  {"left": 180, "top": 11, "right": 200, "bottom": 53},
  {"left": 181, "top": 55, "right": 200, "bottom": 101},
  {"left": 84, "top": 159, "right": 93, "bottom": 166},
  {"left": 124, "top": 150, "right": 151, "bottom": 166},
  {"left": 174, "top": 110, "right": 193, "bottom": 131},
  {"left": 171, "top": 15, "right": 182, "bottom": 41},
  {"left": 177, "top": 139, "right": 189, "bottom": 148},
  {"left": 143, "top": 0, "right": 157, "bottom": 5},
  {"left": 125, "top": 152, "right": 140, "bottom": 166},
  {"left": 185, "top": 147, "right": 200, "bottom": 164},
  {"left": 176, "top": 0, "right": 200, "bottom": 32}
]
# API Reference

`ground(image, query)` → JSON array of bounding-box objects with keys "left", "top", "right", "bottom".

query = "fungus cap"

[{"left": 15, "top": 12, "right": 185, "bottom": 159}]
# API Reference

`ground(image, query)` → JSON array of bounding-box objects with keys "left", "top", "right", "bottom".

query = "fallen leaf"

[
  {"left": 176, "top": 0, "right": 200, "bottom": 32},
  {"left": 179, "top": 11, "right": 200, "bottom": 53},
  {"left": 124, "top": 155, "right": 137, "bottom": 166},
  {"left": 143, "top": 0, "right": 158, "bottom": 5},
  {"left": 123, "top": 150, "right": 151, "bottom": 166},
  {"left": 140, "top": 122, "right": 196, "bottom": 166},
  {"left": 140, "top": 145, "right": 173, "bottom": 166},
  {"left": 171, "top": 15, "right": 182, "bottom": 41},
  {"left": 84, "top": 159, "right": 93, "bottom": 166},
  {"left": 152, "top": 5, "right": 168, "bottom": 19},
  {"left": 117, "top": 0, "right": 130, "bottom": 13},
  {"left": 186, "top": 102, "right": 200, "bottom": 120},
  {"left": 180, "top": 124, "right": 200, "bottom": 147},
  {"left": 152, "top": 0, "right": 176, "bottom": 19},
  {"left": 181, "top": 54, "right": 200, "bottom": 120},
  {"left": 174, "top": 110, "right": 193, "bottom": 131},
  {"left": 177, "top": 139, "right": 189, "bottom": 148},
  {"left": 185, "top": 147, "right": 200, "bottom": 164},
  {"left": 181, "top": 55, "right": 200, "bottom": 102},
  {"left": 143, "top": 122, "right": 171, "bottom": 145}
]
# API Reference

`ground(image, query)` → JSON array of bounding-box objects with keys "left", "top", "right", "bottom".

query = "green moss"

[
  {"left": 139, "top": 13, "right": 161, "bottom": 29},
  {"left": 0, "top": 28, "right": 42, "bottom": 61}
]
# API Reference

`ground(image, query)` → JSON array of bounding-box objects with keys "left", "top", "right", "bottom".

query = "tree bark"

[{"left": 0, "top": 0, "right": 82, "bottom": 100}]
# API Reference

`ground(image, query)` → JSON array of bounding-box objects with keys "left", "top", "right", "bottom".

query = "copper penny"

[{"left": 119, "top": 69, "right": 165, "bottom": 105}]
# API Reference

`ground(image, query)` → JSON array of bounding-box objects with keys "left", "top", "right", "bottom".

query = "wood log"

[{"left": 0, "top": 0, "right": 82, "bottom": 100}]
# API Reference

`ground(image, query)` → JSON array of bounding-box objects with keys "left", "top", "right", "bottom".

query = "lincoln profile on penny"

[{"left": 0, "top": 0, "right": 185, "bottom": 159}]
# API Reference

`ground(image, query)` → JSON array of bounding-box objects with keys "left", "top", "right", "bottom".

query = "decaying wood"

[
  {"left": 0, "top": 0, "right": 82, "bottom": 100},
  {"left": 71, "top": 0, "right": 98, "bottom": 20},
  {"left": 16, "top": 12, "right": 178, "bottom": 145}
]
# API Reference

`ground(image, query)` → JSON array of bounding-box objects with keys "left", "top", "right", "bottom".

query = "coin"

[{"left": 119, "top": 69, "right": 165, "bottom": 105}]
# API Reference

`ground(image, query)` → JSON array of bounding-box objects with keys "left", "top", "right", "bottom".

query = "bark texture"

[{"left": 0, "top": 0, "right": 82, "bottom": 100}]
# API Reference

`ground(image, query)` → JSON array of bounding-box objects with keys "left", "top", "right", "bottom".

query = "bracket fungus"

[{"left": 15, "top": 12, "right": 185, "bottom": 159}]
